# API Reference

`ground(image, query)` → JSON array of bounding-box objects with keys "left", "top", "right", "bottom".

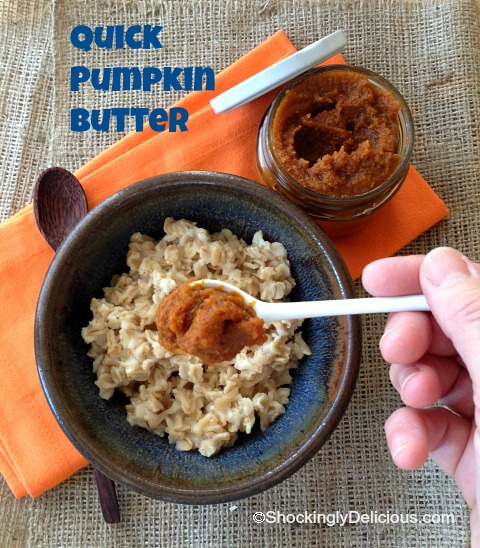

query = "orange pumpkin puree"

[
  {"left": 155, "top": 284, "right": 266, "bottom": 365},
  {"left": 272, "top": 70, "right": 401, "bottom": 197}
]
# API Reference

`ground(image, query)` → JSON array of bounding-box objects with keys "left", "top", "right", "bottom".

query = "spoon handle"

[
  {"left": 93, "top": 468, "right": 121, "bottom": 523},
  {"left": 262, "top": 294, "right": 430, "bottom": 322},
  {"left": 34, "top": 167, "right": 120, "bottom": 523}
]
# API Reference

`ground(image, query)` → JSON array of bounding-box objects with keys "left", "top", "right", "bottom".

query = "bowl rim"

[{"left": 34, "top": 170, "right": 362, "bottom": 504}]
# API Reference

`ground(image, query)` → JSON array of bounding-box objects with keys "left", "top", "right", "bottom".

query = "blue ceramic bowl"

[{"left": 35, "top": 171, "right": 361, "bottom": 503}]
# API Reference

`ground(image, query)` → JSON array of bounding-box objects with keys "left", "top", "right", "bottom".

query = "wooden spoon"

[{"left": 34, "top": 167, "right": 121, "bottom": 524}]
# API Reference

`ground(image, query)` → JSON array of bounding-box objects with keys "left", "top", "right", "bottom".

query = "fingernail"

[
  {"left": 380, "top": 323, "right": 398, "bottom": 346},
  {"left": 391, "top": 434, "right": 409, "bottom": 460},
  {"left": 423, "top": 247, "right": 471, "bottom": 288},
  {"left": 398, "top": 365, "right": 420, "bottom": 395}
]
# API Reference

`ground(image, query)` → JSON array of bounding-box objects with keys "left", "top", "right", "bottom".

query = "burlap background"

[{"left": 1, "top": 0, "right": 479, "bottom": 545}]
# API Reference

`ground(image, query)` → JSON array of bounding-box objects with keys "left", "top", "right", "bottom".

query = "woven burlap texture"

[{"left": 1, "top": 0, "right": 480, "bottom": 545}]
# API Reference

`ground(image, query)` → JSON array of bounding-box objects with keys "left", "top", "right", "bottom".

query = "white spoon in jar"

[
  {"left": 191, "top": 279, "right": 430, "bottom": 322},
  {"left": 210, "top": 30, "right": 347, "bottom": 114}
]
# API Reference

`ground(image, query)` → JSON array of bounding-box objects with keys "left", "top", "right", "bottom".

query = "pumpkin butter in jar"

[{"left": 257, "top": 65, "right": 414, "bottom": 232}]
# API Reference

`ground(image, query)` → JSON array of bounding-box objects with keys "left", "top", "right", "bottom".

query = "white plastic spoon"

[
  {"left": 210, "top": 30, "right": 347, "bottom": 114},
  {"left": 192, "top": 279, "right": 430, "bottom": 322}
]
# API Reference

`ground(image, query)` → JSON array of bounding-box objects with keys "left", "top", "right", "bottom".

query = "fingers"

[
  {"left": 362, "top": 255, "right": 424, "bottom": 296},
  {"left": 380, "top": 311, "right": 432, "bottom": 364},
  {"left": 363, "top": 254, "right": 457, "bottom": 359},
  {"left": 419, "top": 248, "right": 480, "bottom": 389},
  {"left": 385, "top": 407, "right": 475, "bottom": 507},
  {"left": 366, "top": 249, "right": 480, "bottom": 512},
  {"left": 428, "top": 315, "right": 457, "bottom": 356},
  {"left": 389, "top": 355, "right": 474, "bottom": 418},
  {"left": 380, "top": 310, "right": 456, "bottom": 362}
]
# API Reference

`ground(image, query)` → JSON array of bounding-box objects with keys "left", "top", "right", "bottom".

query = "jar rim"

[{"left": 265, "top": 64, "right": 415, "bottom": 205}]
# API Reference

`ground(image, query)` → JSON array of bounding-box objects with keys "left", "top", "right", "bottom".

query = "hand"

[{"left": 362, "top": 247, "right": 480, "bottom": 544}]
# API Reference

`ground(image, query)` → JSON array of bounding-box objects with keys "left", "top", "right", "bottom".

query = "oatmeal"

[{"left": 81, "top": 218, "right": 310, "bottom": 456}]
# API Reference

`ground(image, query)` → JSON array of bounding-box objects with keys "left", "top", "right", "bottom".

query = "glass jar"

[{"left": 256, "top": 65, "right": 414, "bottom": 237}]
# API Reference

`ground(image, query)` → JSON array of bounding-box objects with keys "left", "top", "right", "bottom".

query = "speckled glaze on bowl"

[{"left": 35, "top": 171, "right": 361, "bottom": 504}]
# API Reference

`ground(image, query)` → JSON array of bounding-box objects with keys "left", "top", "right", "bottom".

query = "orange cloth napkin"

[{"left": 0, "top": 30, "right": 447, "bottom": 498}]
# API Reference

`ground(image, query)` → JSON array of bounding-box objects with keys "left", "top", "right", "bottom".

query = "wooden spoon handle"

[
  {"left": 93, "top": 468, "right": 121, "bottom": 523},
  {"left": 34, "top": 167, "right": 121, "bottom": 523}
]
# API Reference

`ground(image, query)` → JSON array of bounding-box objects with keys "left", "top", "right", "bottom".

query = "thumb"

[{"left": 420, "top": 247, "right": 480, "bottom": 376}]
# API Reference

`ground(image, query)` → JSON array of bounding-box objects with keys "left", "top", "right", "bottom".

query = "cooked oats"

[{"left": 81, "top": 218, "right": 311, "bottom": 456}]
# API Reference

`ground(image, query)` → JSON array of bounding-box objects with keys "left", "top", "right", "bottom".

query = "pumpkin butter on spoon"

[{"left": 155, "top": 283, "right": 267, "bottom": 365}]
